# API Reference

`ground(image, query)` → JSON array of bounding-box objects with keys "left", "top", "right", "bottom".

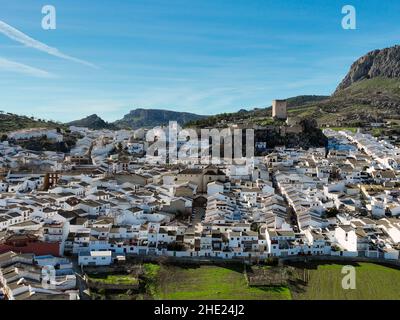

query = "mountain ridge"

[
  {"left": 67, "top": 114, "right": 117, "bottom": 130},
  {"left": 113, "top": 108, "right": 206, "bottom": 129}
]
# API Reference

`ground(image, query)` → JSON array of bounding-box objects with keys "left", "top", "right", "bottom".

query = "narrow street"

[
  {"left": 271, "top": 171, "right": 300, "bottom": 232},
  {"left": 72, "top": 260, "right": 91, "bottom": 300}
]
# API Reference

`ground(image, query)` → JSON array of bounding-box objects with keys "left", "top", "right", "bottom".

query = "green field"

[
  {"left": 150, "top": 264, "right": 292, "bottom": 300},
  {"left": 293, "top": 262, "right": 400, "bottom": 300},
  {"left": 89, "top": 274, "right": 139, "bottom": 285},
  {"left": 141, "top": 262, "right": 400, "bottom": 300}
]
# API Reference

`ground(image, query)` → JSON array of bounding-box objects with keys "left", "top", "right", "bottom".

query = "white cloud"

[
  {"left": 0, "top": 20, "right": 97, "bottom": 68},
  {"left": 0, "top": 56, "right": 53, "bottom": 78}
]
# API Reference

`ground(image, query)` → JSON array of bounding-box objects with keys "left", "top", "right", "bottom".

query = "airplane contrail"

[
  {"left": 0, "top": 56, "right": 54, "bottom": 78},
  {"left": 0, "top": 20, "right": 97, "bottom": 68}
]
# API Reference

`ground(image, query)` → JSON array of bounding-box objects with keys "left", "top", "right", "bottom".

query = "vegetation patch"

[
  {"left": 0, "top": 112, "right": 65, "bottom": 134},
  {"left": 152, "top": 264, "right": 291, "bottom": 300},
  {"left": 89, "top": 274, "right": 139, "bottom": 286},
  {"left": 88, "top": 273, "right": 140, "bottom": 300},
  {"left": 88, "top": 262, "right": 400, "bottom": 300},
  {"left": 326, "top": 127, "right": 359, "bottom": 133},
  {"left": 290, "top": 262, "right": 400, "bottom": 300},
  {"left": 142, "top": 263, "right": 161, "bottom": 298}
]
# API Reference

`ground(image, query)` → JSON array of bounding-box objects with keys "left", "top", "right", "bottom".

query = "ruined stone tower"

[{"left": 272, "top": 100, "right": 287, "bottom": 120}]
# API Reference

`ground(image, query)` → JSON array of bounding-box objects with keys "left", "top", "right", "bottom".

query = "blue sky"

[{"left": 0, "top": 0, "right": 399, "bottom": 122}]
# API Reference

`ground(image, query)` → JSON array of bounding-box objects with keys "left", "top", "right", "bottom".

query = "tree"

[
  {"left": 250, "top": 222, "right": 259, "bottom": 232},
  {"left": 265, "top": 257, "right": 279, "bottom": 266},
  {"left": 325, "top": 207, "right": 339, "bottom": 218},
  {"left": 300, "top": 118, "right": 318, "bottom": 132}
]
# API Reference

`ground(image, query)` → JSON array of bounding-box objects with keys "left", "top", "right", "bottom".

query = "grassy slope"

[
  {"left": 89, "top": 274, "right": 139, "bottom": 285},
  {"left": 0, "top": 112, "right": 64, "bottom": 134},
  {"left": 294, "top": 263, "right": 400, "bottom": 300},
  {"left": 290, "top": 78, "right": 400, "bottom": 126},
  {"left": 153, "top": 265, "right": 291, "bottom": 300},
  {"left": 334, "top": 77, "right": 400, "bottom": 98},
  {"left": 185, "top": 95, "right": 328, "bottom": 128},
  {"left": 145, "top": 262, "right": 400, "bottom": 300}
]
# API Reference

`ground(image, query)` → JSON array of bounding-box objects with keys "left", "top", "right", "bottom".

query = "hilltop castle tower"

[{"left": 272, "top": 100, "right": 287, "bottom": 120}]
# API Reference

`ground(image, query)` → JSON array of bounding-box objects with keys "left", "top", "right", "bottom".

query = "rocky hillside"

[
  {"left": 286, "top": 77, "right": 400, "bottom": 126},
  {"left": 336, "top": 45, "right": 400, "bottom": 91},
  {"left": 187, "top": 45, "right": 400, "bottom": 128},
  {"left": 68, "top": 114, "right": 117, "bottom": 130},
  {"left": 280, "top": 45, "right": 400, "bottom": 127},
  {"left": 114, "top": 108, "right": 206, "bottom": 129}
]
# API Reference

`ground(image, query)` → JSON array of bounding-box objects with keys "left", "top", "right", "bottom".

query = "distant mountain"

[
  {"left": 68, "top": 114, "right": 117, "bottom": 130},
  {"left": 113, "top": 108, "right": 206, "bottom": 129},
  {"left": 0, "top": 112, "right": 64, "bottom": 135}
]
